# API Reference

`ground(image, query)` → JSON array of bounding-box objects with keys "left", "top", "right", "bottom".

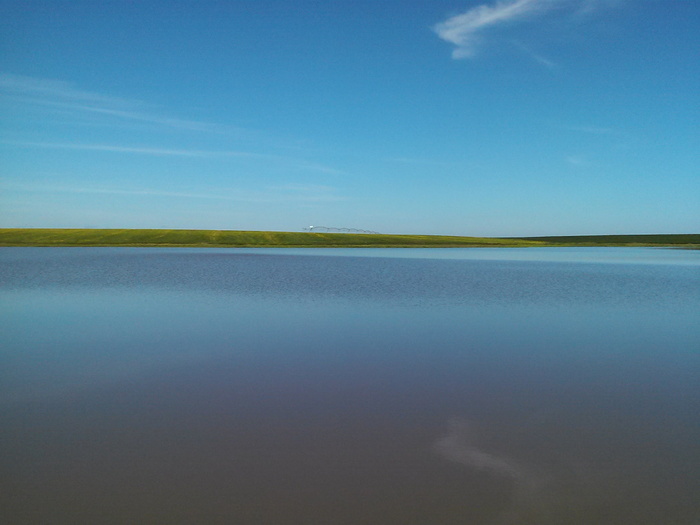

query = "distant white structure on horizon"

[{"left": 304, "top": 226, "right": 379, "bottom": 234}]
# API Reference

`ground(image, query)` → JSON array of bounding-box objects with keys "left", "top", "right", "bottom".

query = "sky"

[{"left": 1, "top": 0, "right": 698, "bottom": 236}]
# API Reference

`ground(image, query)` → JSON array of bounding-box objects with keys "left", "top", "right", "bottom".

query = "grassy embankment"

[
  {"left": 0, "top": 229, "right": 698, "bottom": 249},
  {"left": 0, "top": 228, "right": 538, "bottom": 247},
  {"left": 516, "top": 234, "right": 700, "bottom": 249}
]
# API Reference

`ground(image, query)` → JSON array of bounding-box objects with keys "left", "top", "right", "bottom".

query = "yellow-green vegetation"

[
  {"left": 0, "top": 228, "right": 541, "bottom": 247},
  {"left": 0, "top": 229, "right": 698, "bottom": 249}
]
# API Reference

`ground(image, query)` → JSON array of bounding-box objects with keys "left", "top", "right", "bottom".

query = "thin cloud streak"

[
  {"left": 383, "top": 156, "right": 456, "bottom": 168},
  {"left": 1, "top": 74, "right": 347, "bottom": 176},
  {"left": 0, "top": 73, "right": 229, "bottom": 133},
  {"left": 0, "top": 73, "right": 135, "bottom": 107},
  {"left": 268, "top": 183, "right": 338, "bottom": 193},
  {"left": 565, "top": 154, "right": 588, "bottom": 166},
  {"left": 560, "top": 124, "right": 621, "bottom": 136},
  {"left": 2, "top": 140, "right": 274, "bottom": 159},
  {"left": 2, "top": 140, "right": 347, "bottom": 178},
  {"left": 17, "top": 184, "right": 240, "bottom": 201},
  {"left": 266, "top": 183, "right": 346, "bottom": 202},
  {"left": 295, "top": 163, "right": 347, "bottom": 176},
  {"left": 4, "top": 180, "right": 345, "bottom": 204},
  {"left": 511, "top": 39, "right": 557, "bottom": 67},
  {"left": 558, "top": 124, "right": 634, "bottom": 147}
]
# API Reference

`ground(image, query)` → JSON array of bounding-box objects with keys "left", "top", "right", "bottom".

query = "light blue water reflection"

[{"left": 1, "top": 247, "right": 699, "bottom": 524}]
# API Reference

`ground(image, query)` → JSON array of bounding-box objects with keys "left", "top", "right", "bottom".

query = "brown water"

[{"left": 2, "top": 247, "right": 699, "bottom": 524}]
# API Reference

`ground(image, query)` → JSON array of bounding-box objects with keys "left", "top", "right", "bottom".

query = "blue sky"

[{"left": 1, "top": 0, "right": 698, "bottom": 236}]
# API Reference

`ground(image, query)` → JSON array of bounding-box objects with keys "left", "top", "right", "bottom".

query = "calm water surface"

[{"left": 1, "top": 247, "right": 699, "bottom": 524}]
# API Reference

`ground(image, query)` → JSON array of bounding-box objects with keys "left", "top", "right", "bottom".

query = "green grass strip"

[{"left": 0, "top": 229, "right": 697, "bottom": 249}]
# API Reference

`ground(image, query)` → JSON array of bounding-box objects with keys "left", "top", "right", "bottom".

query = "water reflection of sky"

[
  {"left": 1, "top": 247, "right": 699, "bottom": 524},
  {"left": 3, "top": 246, "right": 699, "bottom": 265},
  {"left": 219, "top": 246, "right": 700, "bottom": 266}
]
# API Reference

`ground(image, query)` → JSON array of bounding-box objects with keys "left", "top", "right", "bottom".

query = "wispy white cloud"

[
  {"left": 1, "top": 74, "right": 348, "bottom": 181},
  {"left": 572, "top": 0, "right": 628, "bottom": 17},
  {"left": 383, "top": 156, "right": 456, "bottom": 168},
  {"left": 565, "top": 154, "right": 588, "bottom": 166},
  {"left": 3, "top": 180, "right": 344, "bottom": 204},
  {"left": 0, "top": 73, "right": 133, "bottom": 107},
  {"left": 294, "top": 163, "right": 347, "bottom": 176},
  {"left": 433, "top": 0, "right": 557, "bottom": 59},
  {"left": 269, "top": 183, "right": 337, "bottom": 193},
  {"left": 559, "top": 124, "right": 634, "bottom": 149},
  {"left": 5, "top": 182, "right": 237, "bottom": 201},
  {"left": 0, "top": 73, "right": 227, "bottom": 133},
  {"left": 433, "top": 0, "right": 622, "bottom": 60},
  {"left": 1, "top": 140, "right": 274, "bottom": 159},
  {"left": 266, "top": 183, "right": 345, "bottom": 202},
  {"left": 511, "top": 39, "right": 557, "bottom": 67},
  {"left": 2, "top": 140, "right": 348, "bottom": 179},
  {"left": 560, "top": 124, "right": 620, "bottom": 136}
]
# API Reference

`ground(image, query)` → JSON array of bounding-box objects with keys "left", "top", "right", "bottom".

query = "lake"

[{"left": 1, "top": 247, "right": 699, "bottom": 524}]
